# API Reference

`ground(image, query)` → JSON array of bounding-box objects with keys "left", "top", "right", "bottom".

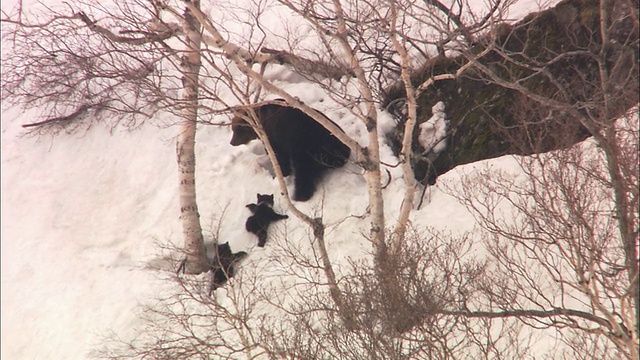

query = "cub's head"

[
  {"left": 229, "top": 110, "right": 258, "bottom": 146},
  {"left": 216, "top": 242, "right": 232, "bottom": 257},
  {"left": 256, "top": 193, "right": 274, "bottom": 206}
]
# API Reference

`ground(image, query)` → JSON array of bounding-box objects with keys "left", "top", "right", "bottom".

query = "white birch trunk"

[
  {"left": 177, "top": 0, "right": 209, "bottom": 275},
  {"left": 388, "top": 1, "right": 418, "bottom": 255}
]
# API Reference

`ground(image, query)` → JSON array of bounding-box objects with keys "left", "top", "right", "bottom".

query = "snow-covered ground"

[
  {"left": 1, "top": 1, "right": 568, "bottom": 359},
  {"left": 1, "top": 85, "right": 501, "bottom": 358}
]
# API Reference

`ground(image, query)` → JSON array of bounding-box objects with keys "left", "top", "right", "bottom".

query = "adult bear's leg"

[
  {"left": 270, "top": 144, "right": 292, "bottom": 177},
  {"left": 292, "top": 155, "right": 324, "bottom": 201}
]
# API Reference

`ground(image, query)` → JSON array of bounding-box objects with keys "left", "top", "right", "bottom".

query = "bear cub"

[
  {"left": 209, "top": 242, "right": 248, "bottom": 295},
  {"left": 245, "top": 193, "right": 288, "bottom": 247},
  {"left": 230, "top": 100, "right": 350, "bottom": 201}
]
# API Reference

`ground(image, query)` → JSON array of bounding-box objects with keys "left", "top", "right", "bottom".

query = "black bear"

[
  {"left": 230, "top": 101, "right": 351, "bottom": 201},
  {"left": 209, "top": 242, "right": 248, "bottom": 295},
  {"left": 245, "top": 193, "right": 288, "bottom": 247}
]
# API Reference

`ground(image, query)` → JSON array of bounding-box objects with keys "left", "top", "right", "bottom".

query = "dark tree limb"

[
  {"left": 440, "top": 307, "right": 632, "bottom": 340},
  {"left": 260, "top": 47, "right": 355, "bottom": 80},
  {"left": 180, "top": 1, "right": 354, "bottom": 81},
  {"left": 73, "top": 11, "right": 178, "bottom": 44},
  {"left": 22, "top": 103, "right": 102, "bottom": 128}
]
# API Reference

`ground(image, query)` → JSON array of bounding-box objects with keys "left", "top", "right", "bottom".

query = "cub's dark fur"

[
  {"left": 209, "top": 242, "right": 248, "bottom": 295},
  {"left": 256, "top": 193, "right": 274, "bottom": 206},
  {"left": 245, "top": 193, "right": 288, "bottom": 247}
]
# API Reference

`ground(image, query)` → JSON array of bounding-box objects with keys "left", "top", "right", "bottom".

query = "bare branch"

[
  {"left": 22, "top": 103, "right": 103, "bottom": 128},
  {"left": 73, "top": 11, "right": 178, "bottom": 44}
]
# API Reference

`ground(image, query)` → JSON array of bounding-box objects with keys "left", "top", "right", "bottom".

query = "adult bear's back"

[{"left": 258, "top": 104, "right": 350, "bottom": 168}]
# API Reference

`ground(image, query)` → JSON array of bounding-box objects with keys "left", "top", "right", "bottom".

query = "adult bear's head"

[{"left": 229, "top": 109, "right": 258, "bottom": 146}]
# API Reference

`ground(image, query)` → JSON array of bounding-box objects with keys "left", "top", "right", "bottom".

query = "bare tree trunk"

[
  {"left": 245, "top": 111, "right": 358, "bottom": 329},
  {"left": 388, "top": 0, "right": 418, "bottom": 255},
  {"left": 596, "top": 0, "right": 639, "bottom": 333},
  {"left": 177, "top": 0, "right": 209, "bottom": 275},
  {"left": 6, "top": 4, "right": 211, "bottom": 274}
]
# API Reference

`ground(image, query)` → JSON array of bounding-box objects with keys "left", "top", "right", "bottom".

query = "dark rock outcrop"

[{"left": 384, "top": 0, "right": 638, "bottom": 184}]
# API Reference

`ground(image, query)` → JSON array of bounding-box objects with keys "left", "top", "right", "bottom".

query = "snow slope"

[
  {"left": 1, "top": 1, "right": 561, "bottom": 358},
  {"left": 1, "top": 111, "right": 178, "bottom": 358},
  {"left": 1, "top": 74, "right": 502, "bottom": 358}
]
